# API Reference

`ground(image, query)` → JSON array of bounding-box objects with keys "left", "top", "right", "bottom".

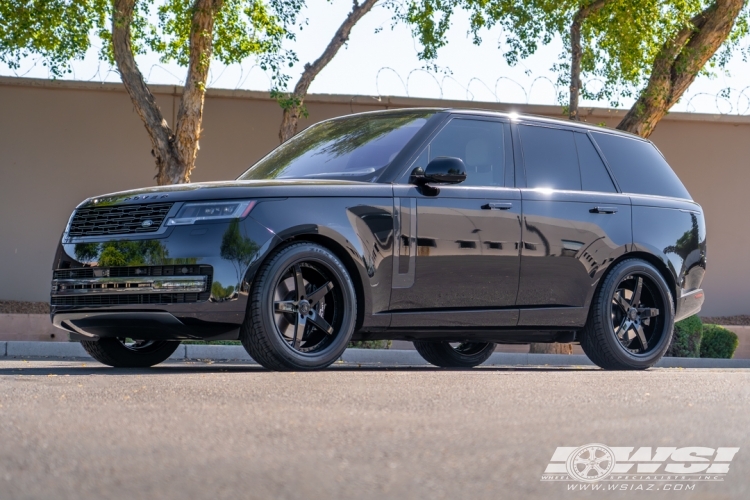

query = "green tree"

[
  {"left": 220, "top": 219, "right": 260, "bottom": 290},
  {"left": 97, "top": 240, "right": 168, "bottom": 266},
  {"left": 74, "top": 242, "right": 101, "bottom": 264},
  {"left": 398, "top": 0, "right": 749, "bottom": 136},
  {"left": 0, "top": 0, "right": 302, "bottom": 184},
  {"left": 275, "top": 0, "right": 379, "bottom": 143}
]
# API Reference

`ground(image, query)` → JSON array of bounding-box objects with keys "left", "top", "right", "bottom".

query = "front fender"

[{"left": 247, "top": 196, "right": 395, "bottom": 329}]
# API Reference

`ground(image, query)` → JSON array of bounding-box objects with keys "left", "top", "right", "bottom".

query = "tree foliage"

[
  {"left": 1, "top": 0, "right": 299, "bottom": 80},
  {"left": 0, "top": 0, "right": 303, "bottom": 184},
  {"left": 0, "top": 1, "right": 108, "bottom": 77},
  {"left": 398, "top": 0, "right": 749, "bottom": 129}
]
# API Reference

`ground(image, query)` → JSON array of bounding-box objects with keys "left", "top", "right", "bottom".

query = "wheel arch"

[
  {"left": 598, "top": 250, "right": 679, "bottom": 310},
  {"left": 259, "top": 232, "right": 368, "bottom": 333}
]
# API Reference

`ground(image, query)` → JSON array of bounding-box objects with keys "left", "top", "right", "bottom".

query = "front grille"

[
  {"left": 51, "top": 293, "right": 202, "bottom": 307},
  {"left": 68, "top": 203, "right": 173, "bottom": 237},
  {"left": 54, "top": 265, "right": 211, "bottom": 280},
  {"left": 51, "top": 265, "right": 212, "bottom": 306}
]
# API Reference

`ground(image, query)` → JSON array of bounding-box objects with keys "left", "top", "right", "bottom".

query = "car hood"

[{"left": 76, "top": 179, "right": 394, "bottom": 208}]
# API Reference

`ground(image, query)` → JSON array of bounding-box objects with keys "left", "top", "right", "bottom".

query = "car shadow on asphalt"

[{"left": 0, "top": 359, "right": 599, "bottom": 376}]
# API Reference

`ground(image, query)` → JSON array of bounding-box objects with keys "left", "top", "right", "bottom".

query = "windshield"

[{"left": 238, "top": 111, "right": 436, "bottom": 182}]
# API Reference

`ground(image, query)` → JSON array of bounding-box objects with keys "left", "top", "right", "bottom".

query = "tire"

[
  {"left": 80, "top": 338, "right": 181, "bottom": 368},
  {"left": 413, "top": 341, "right": 496, "bottom": 368},
  {"left": 580, "top": 258, "right": 675, "bottom": 370},
  {"left": 241, "top": 242, "right": 358, "bottom": 371}
]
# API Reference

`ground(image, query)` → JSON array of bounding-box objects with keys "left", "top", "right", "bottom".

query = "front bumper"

[
  {"left": 675, "top": 288, "right": 704, "bottom": 322},
  {"left": 51, "top": 215, "right": 278, "bottom": 341},
  {"left": 53, "top": 311, "right": 237, "bottom": 341}
]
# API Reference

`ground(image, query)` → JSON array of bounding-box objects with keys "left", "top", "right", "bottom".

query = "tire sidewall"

[
  {"left": 445, "top": 342, "right": 496, "bottom": 366},
  {"left": 595, "top": 261, "right": 675, "bottom": 369},
  {"left": 255, "top": 244, "right": 357, "bottom": 369}
]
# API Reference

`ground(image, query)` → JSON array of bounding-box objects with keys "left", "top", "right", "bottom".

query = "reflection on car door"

[
  {"left": 390, "top": 117, "right": 522, "bottom": 328},
  {"left": 513, "top": 123, "right": 632, "bottom": 327}
]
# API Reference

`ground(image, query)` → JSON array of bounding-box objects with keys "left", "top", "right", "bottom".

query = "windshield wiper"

[{"left": 302, "top": 168, "right": 377, "bottom": 178}]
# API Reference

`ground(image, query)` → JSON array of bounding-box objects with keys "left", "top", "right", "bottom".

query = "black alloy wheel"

[
  {"left": 241, "top": 242, "right": 357, "bottom": 371},
  {"left": 413, "top": 340, "right": 496, "bottom": 368},
  {"left": 611, "top": 274, "right": 664, "bottom": 354},
  {"left": 80, "top": 338, "right": 181, "bottom": 368},
  {"left": 581, "top": 259, "right": 674, "bottom": 370}
]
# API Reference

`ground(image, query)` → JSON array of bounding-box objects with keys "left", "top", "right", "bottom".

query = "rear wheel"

[
  {"left": 413, "top": 341, "right": 496, "bottom": 368},
  {"left": 80, "top": 338, "right": 180, "bottom": 368},
  {"left": 241, "top": 242, "right": 357, "bottom": 371},
  {"left": 581, "top": 259, "right": 674, "bottom": 370}
]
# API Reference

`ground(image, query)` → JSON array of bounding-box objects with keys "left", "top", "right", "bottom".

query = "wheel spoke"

[
  {"left": 635, "top": 325, "right": 649, "bottom": 351},
  {"left": 617, "top": 318, "right": 632, "bottom": 339},
  {"left": 292, "top": 313, "right": 306, "bottom": 349},
  {"left": 293, "top": 264, "right": 305, "bottom": 301},
  {"left": 274, "top": 301, "right": 296, "bottom": 314},
  {"left": 613, "top": 292, "right": 630, "bottom": 313},
  {"left": 631, "top": 276, "right": 643, "bottom": 306},
  {"left": 637, "top": 307, "right": 659, "bottom": 318},
  {"left": 307, "top": 281, "right": 334, "bottom": 307},
  {"left": 307, "top": 309, "right": 334, "bottom": 335}
]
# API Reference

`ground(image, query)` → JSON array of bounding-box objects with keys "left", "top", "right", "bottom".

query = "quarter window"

[
  {"left": 429, "top": 119, "right": 507, "bottom": 187},
  {"left": 591, "top": 132, "right": 691, "bottom": 199},
  {"left": 518, "top": 125, "right": 581, "bottom": 191}
]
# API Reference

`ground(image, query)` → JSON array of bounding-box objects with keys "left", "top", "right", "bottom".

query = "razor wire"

[{"left": 4, "top": 56, "right": 750, "bottom": 116}]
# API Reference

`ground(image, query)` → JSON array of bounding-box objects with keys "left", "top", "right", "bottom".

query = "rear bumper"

[{"left": 675, "top": 288, "right": 704, "bottom": 322}]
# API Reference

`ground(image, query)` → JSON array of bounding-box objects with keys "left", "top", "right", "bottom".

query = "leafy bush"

[
  {"left": 666, "top": 315, "right": 702, "bottom": 357},
  {"left": 349, "top": 340, "right": 391, "bottom": 349},
  {"left": 700, "top": 325, "right": 739, "bottom": 359}
]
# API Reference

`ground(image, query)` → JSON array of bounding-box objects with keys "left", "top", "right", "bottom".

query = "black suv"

[{"left": 50, "top": 109, "right": 706, "bottom": 371}]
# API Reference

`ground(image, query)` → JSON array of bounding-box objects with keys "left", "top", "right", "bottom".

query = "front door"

[{"left": 390, "top": 117, "right": 522, "bottom": 328}]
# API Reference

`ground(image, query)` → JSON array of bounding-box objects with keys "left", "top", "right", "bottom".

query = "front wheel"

[
  {"left": 413, "top": 341, "right": 496, "bottom": 368},
  {"left": 80, "top": 338, "right": 181, "bottom": 368},
  {"left": 241, "top": 242, "right": 358, "bottom": 371},
  {"left": 581, "top": 259, "right": 674, "bottom": 370}
]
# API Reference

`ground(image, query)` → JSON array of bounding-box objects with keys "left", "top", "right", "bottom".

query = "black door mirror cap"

[
  {"left": 411, "top": 157, "right": 467, "bottom": 186},
  {"left": 424, "top": 157, "right": 467, "bottom": 184}
]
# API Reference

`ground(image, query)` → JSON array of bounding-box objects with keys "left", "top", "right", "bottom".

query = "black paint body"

[{"left": 50, "top": 109, "right": 706, "bottom": 344}]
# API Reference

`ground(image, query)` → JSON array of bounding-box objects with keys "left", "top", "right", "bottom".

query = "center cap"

[
  {"left": 298, "top": 300, "right": 311, "bottom": 316},
  {"left": 628, "top": 308, "right": 638, "bottom": 321}
]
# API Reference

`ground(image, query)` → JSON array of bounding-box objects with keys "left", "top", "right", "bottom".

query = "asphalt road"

[{"left": 1, "top": 360, "right": 749, "bottom": 500}]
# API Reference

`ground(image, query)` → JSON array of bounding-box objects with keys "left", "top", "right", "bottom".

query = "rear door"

[{"left": 513, "top": 122, "right": 632, "bottom": 327}]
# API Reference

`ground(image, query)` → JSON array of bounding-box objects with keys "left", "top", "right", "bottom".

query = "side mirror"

[{"left": 413, "top": 157, "right": 467, "bottom": 185}]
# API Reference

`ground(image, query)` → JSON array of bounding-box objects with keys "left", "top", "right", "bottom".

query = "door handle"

[
  {"left": 482, "top": 202, "right": 513, "bottom": 210},
  {"left": 590, "top": 206, "right": 618, "bottom": 214}
]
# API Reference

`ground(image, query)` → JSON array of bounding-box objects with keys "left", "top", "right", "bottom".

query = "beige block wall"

[{"left": 1, "top": 77, "right": 748, "bottom": 316}]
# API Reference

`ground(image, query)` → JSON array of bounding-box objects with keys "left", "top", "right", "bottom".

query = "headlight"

[{"left": 165, "top": 200, "right": 256, "bottom": 226}]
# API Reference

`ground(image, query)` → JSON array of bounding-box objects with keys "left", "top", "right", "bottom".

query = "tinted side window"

[
  {"left": 519, "top": 125, "right": 581, "bottom": 190},
  {"left": 430, "top": 119, "right": 506, "bottom": 187},
  {"left": 591, "top": 132, "right": 691, "bottom": 199},
  {"left": 575, "top": 133, "right": 616, "bottom": 193}
]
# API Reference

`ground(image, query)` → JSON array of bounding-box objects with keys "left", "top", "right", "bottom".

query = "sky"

[{"left": 3, "top": 0, "right": 750, "bottom": 115}]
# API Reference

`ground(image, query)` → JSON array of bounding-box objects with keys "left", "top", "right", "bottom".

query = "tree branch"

[
  {"left": 112, "top": 0, "right": 179, "bottom": 185},
  {"left": 569, "top": 0, "right": 613, "bottom": 121},
  {"left": 173, "top": 0, "right": 224, "bottom": 184},
  {"left": 617, "top": 0, "right": 745, "bottom": 137},
  {"left": 279, "top": 0, "right": 379, "bottom": 142}
]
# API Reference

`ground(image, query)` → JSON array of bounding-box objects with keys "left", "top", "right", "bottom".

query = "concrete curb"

[{"left": 1, "top": 341, "right": 750, "bottom": 368}]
